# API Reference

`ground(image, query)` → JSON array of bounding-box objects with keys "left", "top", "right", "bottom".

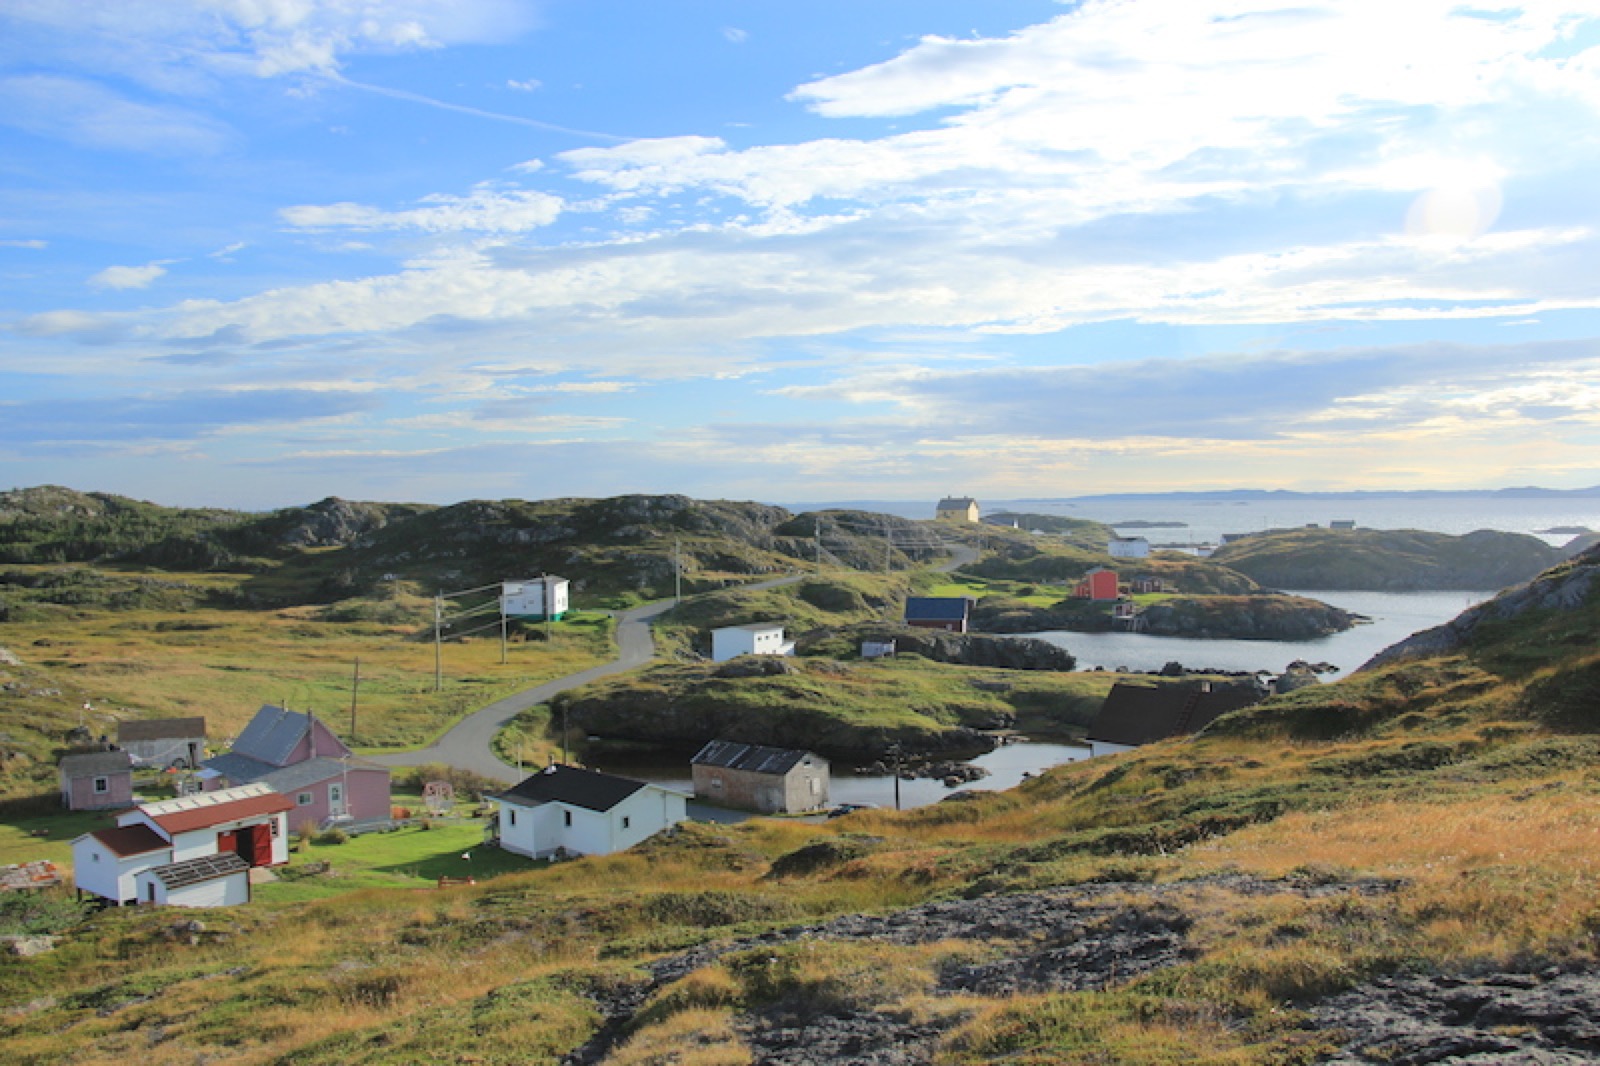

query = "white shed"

[
  {"left": 135, "top": 853, "right": 251, "bottom": 908},
  {"left": 502, "top": 576, "right": 570, "bottom": 621},
  {"left": 710, "top": 623, "right": 789, "bottom": 662}
]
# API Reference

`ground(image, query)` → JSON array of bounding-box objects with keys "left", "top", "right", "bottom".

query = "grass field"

[{"left": 922, "top": 578, "right": 1066, "bottom": 607}]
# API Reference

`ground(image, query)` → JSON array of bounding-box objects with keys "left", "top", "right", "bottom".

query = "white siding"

[
  {"left": 71, "top": 836, "right": 169, "bottom": 904},
  {"left": 495, "top": 786, "right": 687, "bottom": 859},
  {"left": 135, "top": 870, "right": 250, "bottom": 908},
  {"left": 711, "top": 625, "right": 785, "bottom": 662}
]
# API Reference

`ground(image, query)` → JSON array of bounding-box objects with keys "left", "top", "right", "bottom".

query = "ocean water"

[{"left": 1022, "top": 588, "right": 1488, "bottom": 676}]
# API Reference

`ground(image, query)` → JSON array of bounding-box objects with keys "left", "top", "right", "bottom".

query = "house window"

[
  {"left": 297, "top": 792, "right": 313, "bottom": 806},
  {"left": 270, "top": 820, "right": 280, "bottom": 838},
  {"left": 91, "top": 853, "right": 100, "bottom": 863},
  {"left": 622, "top": 816, "right": 631, "bottom": 829},
  {"left": 810, "top": 777, "right": 820, "bottom": 795},
  {"left": 710, "top": 777, "right": 723, "bottom": 790},
  {"left": 93, "top": 776, "right": 109, "bottom": 794},
  {"left": 508, "top": 809, "right": 517, "bottom": 827},
  {"left": 563, "top": 810, "right": 572, "bottom": 827}
]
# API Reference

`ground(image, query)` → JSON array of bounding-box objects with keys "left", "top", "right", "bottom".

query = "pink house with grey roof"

[{"left": 201, "top": 705, "right": 390, "bottom": 832}]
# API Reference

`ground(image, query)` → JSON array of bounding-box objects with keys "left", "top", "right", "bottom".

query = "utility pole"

[
  {"left": 884, "top": 527, "right": 893, "bottom": 573},
  {"left": 673, "top": 540, "right": 682, "bottom": 605},
  {"left": 349, "top": 658, "right": 360, "bottom": 744},
  {"left": 544, "top": 574, "right": 553, "bottom": 642},
  {"left": 891, "top": 743, "right": 902, "bottom": 811},
  {"left": 433, "top": 593, "right": 443, "bottom": 693},
  {"left": 814, "top": 532, "right": 822, "bottom": 572},
  {"left": 500, "top": 588, "right": 508, "bottom": 665}
]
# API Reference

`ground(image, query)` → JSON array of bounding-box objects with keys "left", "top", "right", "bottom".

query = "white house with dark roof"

[
  {"left": 491, "top": 764, "right": 687, "bottom": 860},
  {"left": 691, "top": 740, "right": 829, "bottom": 813},
  {"left": 71, "top": 782, "right": 292, "bottom": 906},
  {"left": 202, "top": 705, "right": 390, "bottom": 831}
]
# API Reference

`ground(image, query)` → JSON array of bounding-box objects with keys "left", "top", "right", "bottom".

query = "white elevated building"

[
  {"left": 710, "top": 623, "right": 792, "bottom": 662},
  {"left": 502, "top": 576, "right": 570, "bottom": 621}
]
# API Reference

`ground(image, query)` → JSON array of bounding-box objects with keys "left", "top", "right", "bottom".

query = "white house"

[
  {"left": 1108, "top": 536, "right": 1151, "bottom": 559},
  {"left": 71, "top": 782, "right": 292, "bottom": 907},
  {"left": 492, "top": 764, "right": 687, "bottom": 860},
  {"left": 710, "top": 623, "right": 791, "bottom": 662},
  {"left": 502, "top": 576, "right": 570, "bottom": 621}
]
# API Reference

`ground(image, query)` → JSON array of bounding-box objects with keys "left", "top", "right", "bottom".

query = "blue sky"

[{"left": 3, "top": 0, "right": 1600, "bottom": 509}]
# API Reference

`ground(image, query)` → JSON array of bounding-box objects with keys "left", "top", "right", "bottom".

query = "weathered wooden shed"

[{"left": 58, "top": 750, "right": 134, "bottom": 811}]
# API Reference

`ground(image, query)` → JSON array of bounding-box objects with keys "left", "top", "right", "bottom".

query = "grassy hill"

[
  {"left": 1211, "top": 526, "right": 1565, "bottom": 590},
  {"left": 3, "top": 550, "right": 1598, "bottom": 1063}
]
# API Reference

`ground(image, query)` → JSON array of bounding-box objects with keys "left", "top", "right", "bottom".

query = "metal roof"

[
  {"left": 59, "top": 750, "right": 133, "bottom": 777},
  {"left": 118, "top": 717, "right": 206, "bottom": 743},
  {"left": 904, "top": 596, "right": 971, "bottom": 621},
  {"left": 231, "top": 705, "right": 313, "bottom": 766},
  {"left": 496, "top": 764, "right": 649, "bottom": 813},
  {"left": 146, "top": 852, "right": 249, "bottom": 890},
  {"left": 138, "top": 782, "right": 293, "bottom": 834},
  {"left": 691, "top": 739, "right": 820, "bottom": 775}
]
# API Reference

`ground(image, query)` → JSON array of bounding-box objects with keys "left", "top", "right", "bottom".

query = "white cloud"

[
  {"left": 89, "top": 262, "right": 168, "bottom": 290},
  {"left": 281, "top": 184, "right": 564, "bottom": 234},
  {"left": 507, "top": 78, "right": 542, "bottom": 91},
  {"left": 0, "top": 239, "right": 47, "bottom": 249},
  {"left": 723, "top": 27, "right": 748, "bottom": 44}
]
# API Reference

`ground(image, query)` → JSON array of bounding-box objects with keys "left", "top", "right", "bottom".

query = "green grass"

[
  {"left": 255, "top": 821, "right": 538, "bottom": 902},
  {"left": 923, "top": 578, "right": 1066, "bottom": 608}
]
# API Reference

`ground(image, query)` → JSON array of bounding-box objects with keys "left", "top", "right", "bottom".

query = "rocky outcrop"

[
  {"left": 1139, "top": 594, "right": 1357, "bottom": 639},
  {"left": 1363, "top": 546, "right": 1600, "bottom": 670},
  {"left": 794, "top": 624, "right": 1076, "bottom": 671},
  {"left": 1313, "top": 968, "right": 1600, "bottom": 1063}
]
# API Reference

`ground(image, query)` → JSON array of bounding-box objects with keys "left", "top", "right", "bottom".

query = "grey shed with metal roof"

[{"left": 690, "top": 740, "right": 829, "bottom": 814}]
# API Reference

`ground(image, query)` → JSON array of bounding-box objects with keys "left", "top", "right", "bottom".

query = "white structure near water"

[
  {"left": 711, "top": 623, "right": 792, "bottom": 662},
  {"left": 502, "top": 576, "right": 569, "bottom": 621},
  {"left": 1108, "top": 536, "right": 1151, "bottom": 559}
]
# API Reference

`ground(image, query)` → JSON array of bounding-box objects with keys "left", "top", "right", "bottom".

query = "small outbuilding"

[
  {"left": 59, "top": 750, "right": 134, "bottom": 811},
  {"left": 710, "top": 623, "right": 790, "bottom": 662},
  {"left": 904, "top": 596, "right": 971, "bottom": 633},
  {"left": 1073, "top": 568, "right": 1119, "bottom": 601},
  {"left": 502, "top": 576, "right": 570, "bottom": 621},
  {"left": 117, "top": 717, "right": 207, "bottom": 770},
  {"left": 691, "top": 740, "right": 830, "bottom": 813},
  {"left": 1085, "top": 681, "right": 1264, "bottom": 757},
  {"left": 492, "top": 765, "right": 687, "bottom": 860},
  {"left": 134, "top": 853, "right": 251, "bottom": 908}
]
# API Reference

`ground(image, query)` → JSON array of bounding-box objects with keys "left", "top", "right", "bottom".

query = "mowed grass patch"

[{"left": 253, "top": 821, "right": 537, "bottom": 902}]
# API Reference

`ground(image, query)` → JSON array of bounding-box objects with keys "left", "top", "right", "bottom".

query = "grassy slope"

[
  {"left": 2, "top": 559, "right": 1597, "bottom": 1063},
  {"left": 1211, "top": 526, "right": 1565, "bottom": 590}
]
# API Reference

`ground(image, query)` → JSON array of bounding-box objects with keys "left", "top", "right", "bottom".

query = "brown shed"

[{"left": 59, "top": 750, "right": 135, "bottom": 811}]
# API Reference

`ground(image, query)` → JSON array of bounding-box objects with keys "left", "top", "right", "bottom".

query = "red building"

[{"left": 1073, "top": 568, "right": 1119, "bottom": 601}]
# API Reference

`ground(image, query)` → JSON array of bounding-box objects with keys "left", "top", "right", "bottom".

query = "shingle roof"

[
  {"left": 714, "top": 622, "right": 784, "bottom": 634},
  {"left": 1086, "top": 682, "right": 1263, "bottom": 748},
  {"left": 59, "top": 750, "right": 133, "bottom": 778},
  {"left": 138, "top": 782, "right": 293, "bottom": 834},
  {"left": 691, "top": 739, "right": 819, "bottom": 775},
  {"left": 496, "top": 765, "right": 648, "bottom": 813},
  {"left": 118, "top": 717, "right": 206, "bottom": 743},
  {"left": 146, "top": 852, "right": 249, "bottom": 890},
  {"left": 904, "top": 596, "right": 971, "bottom": 622},
  {"left": 936, "top": 497, "right": 976, "bottom": 509},
  {"left": 89, "top": 824, "right": 169, "bottom": 857}
]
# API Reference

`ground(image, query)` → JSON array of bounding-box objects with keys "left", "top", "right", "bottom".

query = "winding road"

[{"left": 370, "top": 541, "right": 977, "bottom": 785}]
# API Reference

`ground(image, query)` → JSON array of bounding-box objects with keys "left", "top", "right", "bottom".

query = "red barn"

[{"left": 1073, "top": 568, "right": 1119, "bottom": 601}]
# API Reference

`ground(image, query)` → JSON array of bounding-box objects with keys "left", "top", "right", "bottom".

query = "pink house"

[
  {"left": 201, "top": 705, "right": 390, "bottom": 832},
  {"left": 58, "top": 750, "right": 135, "bottom": 811},
  {"left": 1073, "top": 568, "right": 1120, "bottom": 601}
]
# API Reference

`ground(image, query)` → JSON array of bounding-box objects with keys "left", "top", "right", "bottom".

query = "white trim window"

[
  {"left": 297, "top": 792, "right": 314, "bottom": 806},
  {"left": 92, "top": 776, "right": 110, "bottom": 794}
]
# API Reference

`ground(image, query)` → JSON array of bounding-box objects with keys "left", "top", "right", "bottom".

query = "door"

[{"left": 328, "top": 782, "right": 346, "bottom": 818}]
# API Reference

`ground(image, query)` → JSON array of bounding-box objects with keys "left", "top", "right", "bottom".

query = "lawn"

[
  {"left": 922, "top": 579, "right": 1065, "bottom": 607},
  {"left": 253, "top": 821, "right": 543, "bottom": 903}
]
